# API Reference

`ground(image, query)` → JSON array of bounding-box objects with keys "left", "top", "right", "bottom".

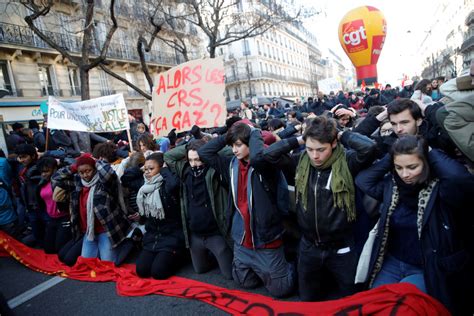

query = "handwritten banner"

[
  {"left": 150, "top": 57, "right": 226, "bottom": 136},
  {"left": 47, "top": 94, "right": 130, "bottom": 132}
]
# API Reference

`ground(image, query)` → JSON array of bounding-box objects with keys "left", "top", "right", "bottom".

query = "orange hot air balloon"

[{"left": 338, "top": 6, "right": 387, "bottom": 86}]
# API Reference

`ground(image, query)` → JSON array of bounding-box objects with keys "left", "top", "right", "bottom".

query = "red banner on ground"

[{"left": 0, "top": 231, "right": 449, "bottom": 315}]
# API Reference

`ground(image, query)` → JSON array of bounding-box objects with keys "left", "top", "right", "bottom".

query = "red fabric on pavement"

[{"left": 0, "top": 231, "right": 450, "bottom": 315}]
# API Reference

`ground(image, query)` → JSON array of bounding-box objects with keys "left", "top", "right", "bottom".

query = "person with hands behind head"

[
  {"left": 52, "top": 153, "right": 130, "bottom": 266},
  {"left": 355, "top": 136, "right": 474, "bottom": 315},
  {"left": 262, "top": 116, "right": 376, "bottom": 301},
  {"left": 198, "top": 120, "right": 296, "bottom": 298},
  {"left": 164, "top": 138, "right": 234, "bottom": 280},
  {"left": 135, "top": 152, "right": 185, "bottom": 280}
]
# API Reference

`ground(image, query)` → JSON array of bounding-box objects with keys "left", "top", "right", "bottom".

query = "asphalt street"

[{"left": 0, "top": 252, "right": 297, "bottom": 316}]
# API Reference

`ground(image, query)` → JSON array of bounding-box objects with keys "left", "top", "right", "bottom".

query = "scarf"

[
  {"left": 136, "top": 174, "right": 165, "bottom": 219},
  {"left": 81, "top": 173, "right": 100, "bottom": 241},
  {"left": 295, "top": 144, "right": 356, "bottom": 222}
]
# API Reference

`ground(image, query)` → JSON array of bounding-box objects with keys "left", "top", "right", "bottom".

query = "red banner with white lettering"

[{"left": 0, "top": 231, "right": 449, "bottom": 315}]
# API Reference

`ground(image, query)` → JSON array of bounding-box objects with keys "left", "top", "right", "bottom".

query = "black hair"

[
  {"left": 267, "top": 118, "right": 285, "bottom": 131},
  {"left": 387, "top": 98, "right": 423, "bottom": 120},
  {"left": 28, "top": 120, "right": 40, "bottom": 130},
  {"left": 37, "top": 156, "right": 58, "bottom": 172},
  {"left": 15, "top": 144, "right": 37, "bottom": 159},
  {"left": 146, "top": 152, "right": 164, "bottom": 168},
  {"left": 303, "top": 116, "right": 338, "bottom": 144},
  {"left": 225, "top": 116, "right": 242, "bottom": 130},
  {"left": 226, "top": 123, "right": 251, "bottom": 146},
  {"left": 367, "top": 105, "right": 386, "bottom": 117},
  {"left": 307, "top": 97, "right": 313, "bottom": 103},
  {"left": 186, "top": 138, "right": 206, "bottom": 154},
  {"left": 390, "top": 135, "right": 430, "bottom": 184},
  {"left": 92, "top": 142, "right": 118, "bottom": 163}
]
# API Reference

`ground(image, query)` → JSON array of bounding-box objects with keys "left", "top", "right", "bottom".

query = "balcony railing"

[
  {"left": 100, "top": 89, "right": 116, "bottom": 96},
  {"left": 225, "top": 70, "right": 310, "bottom": 85},
  {"left": 41, "top": 87, "right": 61, "bottom": 97},
  {"left": 0, "top": 21, "right": 180, "bottom": 66}
]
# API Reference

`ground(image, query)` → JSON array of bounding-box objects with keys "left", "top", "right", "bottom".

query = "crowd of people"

[{"left": 1, "top": 68, "right": 473, "bottom": 315}]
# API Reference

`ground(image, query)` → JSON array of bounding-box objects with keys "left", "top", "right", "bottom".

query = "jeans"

[
  {"left": 189, "top": 233, "right": 233, "bottom": 279},
  {"left": 81, "top": 232, "right": 117, "bottom": 262},
  {"left": 232, "top": 243, "right": 295, "bottom": 298},
  {"left": 371, "top": 254, "right": 426, "bottom": 293},
  {"left": 298, "top": 237, "right": 357, "bottom": 301}
]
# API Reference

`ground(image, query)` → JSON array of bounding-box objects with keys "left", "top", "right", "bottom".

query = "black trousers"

[
  {"left": 136, "top": 249, "right": 182, "bottom": 280},
  {"left": 44, "top": 217, "right": 72, "bottom": 254},
  {"left": 58, "top": 236, "right": 83, "bottom": 267},
  {"left": 298, "top": 236, "right": 357, "bottom": 301}
]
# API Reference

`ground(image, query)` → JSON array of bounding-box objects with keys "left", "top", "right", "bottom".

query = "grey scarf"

[
  {"left": 136, "top": 174, "right": 165, "bottom": 219},
  {"left": 81, "top": 172, "right": 100, "bottom": 241}
]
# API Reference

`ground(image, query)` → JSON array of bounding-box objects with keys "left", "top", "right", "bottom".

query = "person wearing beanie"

[
  {"left": 52, "top": 153, "right": 130, "bottom": 266},
  {"left": 6, "top": 122, "right": 27, "bottom": 153}
]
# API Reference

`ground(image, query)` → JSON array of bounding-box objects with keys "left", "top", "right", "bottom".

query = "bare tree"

[
  {"left": 21, "top": 0, "right": 119, "bottom": 100},
  {"left": 163, "top": 0, "right": 305, "bottom": 58}
]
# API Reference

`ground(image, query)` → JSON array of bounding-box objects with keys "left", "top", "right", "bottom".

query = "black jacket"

[
  {"left": 263, "top": 131, "right": 376, "bottom": 243},
  {"left": 198, "top": 129, "right": 286, "bottom": 247},
  {"left": 20, "top": 163, "right": 42, "bottom": 212},
  {"left": 141, "top": 167, "right": 184, "bottom": 252},
  {"left": 356, "top": 151, "right": 474, "bottom": 315}
]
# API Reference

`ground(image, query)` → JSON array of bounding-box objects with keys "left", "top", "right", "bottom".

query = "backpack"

[{"left": 0, "top": 182, "right": 14, "bottom": 214}]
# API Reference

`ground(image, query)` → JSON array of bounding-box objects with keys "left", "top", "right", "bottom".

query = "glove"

[{"left": 190, "top": 125, "right": 202, "bottom": 139}]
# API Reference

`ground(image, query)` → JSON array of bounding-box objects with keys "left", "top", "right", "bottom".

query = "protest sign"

[
  {"left": 150, "top": 57, "right": 226, "bottom": 136},
  {"left": 47, "top": 94, "right": 130, "bottom": 132},
  {"left": 318, "top": 77, "right": 343, "bottom": 95}
]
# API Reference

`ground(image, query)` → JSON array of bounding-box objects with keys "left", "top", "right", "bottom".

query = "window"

[
  {"left": 99, "top": 70, "right": 111, "bottom": 96},
  {"left": 0, "top": 61, "right": 14, "bottom": 96},
  {"left": 242, "top": 40, "right": 250, "bottom": 56},
  {"left": 257, "top": 41, "right": 261, "bottom": 55},
  {"left": 125, "top": 72, "right": 137, "bottom": 94},
  {"left": 68, "top": 67, "right": 81, "bottom": 96},
  {"left": 38, "top": 65, "right": 56, "bottom": 96}
]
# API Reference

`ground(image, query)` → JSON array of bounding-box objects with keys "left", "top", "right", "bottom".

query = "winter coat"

[
  {"left": 355, "top": 151, "right": 474, "bottom": 314},
  {"left": 140, "top": 167, "right": 184, "bottom": 253},
  {"left": 263, "top": 131, "right": 376, "bottom": 243},
  {"left": 198, "top": 129, "right": 286, "bottom": 248},
  {"left": 52, "top": 161, "right": 130, "bottom": 247},
  {"left": 121, "top": 166, "right": 145, "bottom": 214},
  {"left": 70, "top": 131, "right": 108, "bottom": 153},
  {"left": 164, "top": 144, "right": 231, "bottom": 248},
  {"left": 19, "top": 163, "right": 42, "bottom": 212},
  {"left": 6, "top": 131, "right": 27, "bottom": 152}
]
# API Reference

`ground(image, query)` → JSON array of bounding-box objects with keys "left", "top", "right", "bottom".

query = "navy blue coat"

[{"left": 355, "top": 150, "right": 474, "bottom": 313}]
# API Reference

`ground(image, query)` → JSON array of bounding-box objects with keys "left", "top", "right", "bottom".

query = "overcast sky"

[{"left": 301, "top": 0, "right": 442, "bottom": 85}]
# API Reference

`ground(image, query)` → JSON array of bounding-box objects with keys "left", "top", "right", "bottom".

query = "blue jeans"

[
  {"left": 81, "top": 232, "right": 117, "bottom": 262},
  {"left": 372, "top": 254, "right": 426, "bottom": 293}
]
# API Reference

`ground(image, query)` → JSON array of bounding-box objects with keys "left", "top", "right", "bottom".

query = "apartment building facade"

[
  {"left": 0, "top": 0, "right": 201, "bottom": 129},
  {"left": 220, "top": 0, "right": 325, "bottom": 102}
]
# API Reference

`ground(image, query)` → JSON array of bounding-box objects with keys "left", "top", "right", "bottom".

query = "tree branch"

[
  {"left": 99, "top": 64, "right": 152, "bottom": 100},
  {"left": 89, "top": 0, "right": 118, "bottom": 69},
  {"left": 23, "top": 0, "right": 76, "bottom": 63}
]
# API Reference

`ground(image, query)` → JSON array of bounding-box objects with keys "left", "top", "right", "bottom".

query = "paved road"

[{"left": 0, "top": 252, "right": 294, "bottom": 316}]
